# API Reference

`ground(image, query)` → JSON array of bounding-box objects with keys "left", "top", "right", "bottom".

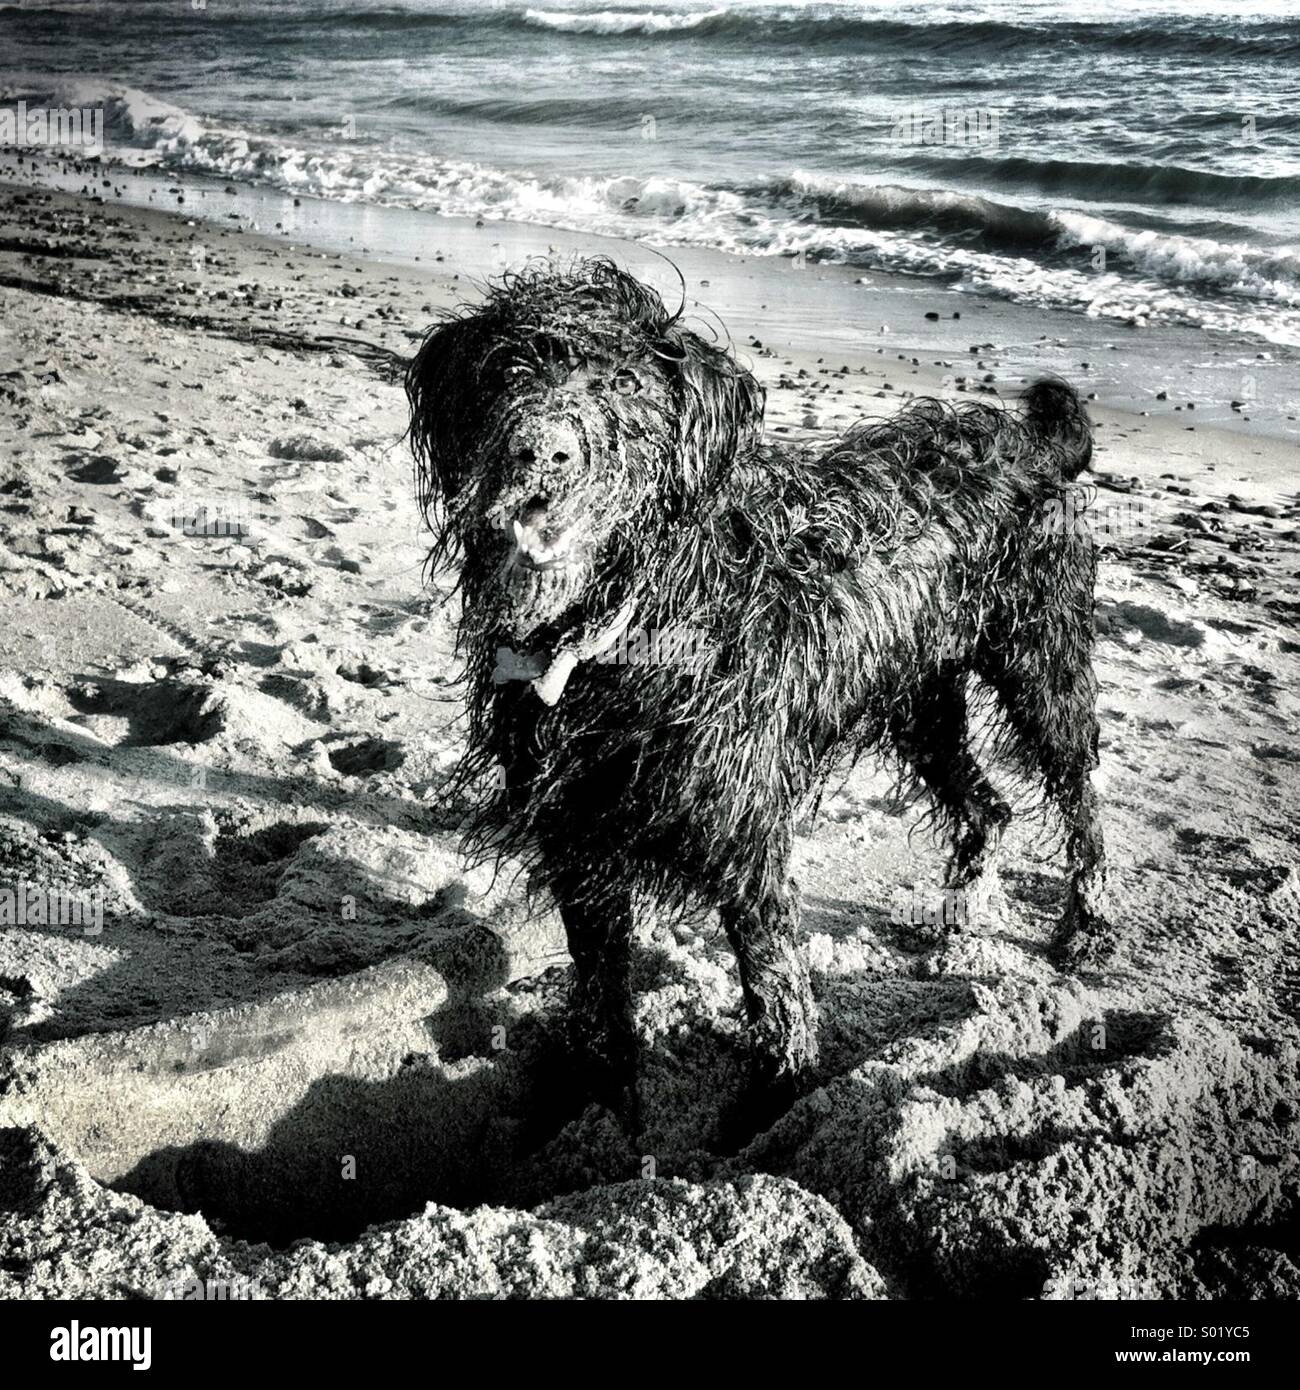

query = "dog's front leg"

[
  {"left": 553, "top": 878, "right": 639, "bottom": 1124},
  {"left": 720, "top": 880, "right": 819, "bottom": 1116},
  {"left": 1053, "top": 777, "right": 1109, "bottom": 968}
]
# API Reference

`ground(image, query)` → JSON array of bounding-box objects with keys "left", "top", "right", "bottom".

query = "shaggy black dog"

[{"left": 407, "top": 258, "right": 1107, "bottom": 1120}]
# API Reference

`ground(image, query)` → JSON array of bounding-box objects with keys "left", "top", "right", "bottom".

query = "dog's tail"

[{"left": 1020, "top": 377, "right": 1093, "bottom": 480}]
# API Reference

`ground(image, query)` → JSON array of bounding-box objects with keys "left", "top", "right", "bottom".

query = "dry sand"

[{"left": 0, "top": 183, "right": 1297, "bottom": 1300}]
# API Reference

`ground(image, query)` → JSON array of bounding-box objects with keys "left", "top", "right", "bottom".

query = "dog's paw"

[
  {"left": 940, "top": 866, "right": 1006, "bottom": 930},
  {"left": 1049, "top": 909, "right": 1116, "bottom": 972},
  {"left": 564, "top": 1004, "right": 641, "bottom": 1129},
  {"left": 713, "top": 1022, "right": 818, "bottom": 1154},
  {"left": 713, "top": 1069, "right": 806, "bottom": 1155},
  {"left": 592, "top": 1081, "right": 642, "bottom": 1137},
  {"left": 945, "top": 802, "right": 1012, "bottom": 891},
  {"left": 1051, "top": 873, "right": 1114, "bottom": 971}
]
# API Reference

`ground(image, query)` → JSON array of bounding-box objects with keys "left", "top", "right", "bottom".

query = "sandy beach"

[{"left": 1, "top": 176, "right": 1299, "bottom": 1299}]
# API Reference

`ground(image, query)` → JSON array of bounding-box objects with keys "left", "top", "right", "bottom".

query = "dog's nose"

[{"left": 506, "top": 420, "right": 582, "bottom": 469}]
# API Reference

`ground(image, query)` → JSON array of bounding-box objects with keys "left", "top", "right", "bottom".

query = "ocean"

[{"left": 2, "top": 0, "right": 1299, "bottom": 346}]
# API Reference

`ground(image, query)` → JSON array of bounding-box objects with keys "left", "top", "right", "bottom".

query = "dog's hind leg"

[
  {"left": 892, "top": 672, "right": 1012, "bottom": 902},
  {"left": 552, "top": 877, "right": 639, "bottom": 1123},
  {"left": 977, "top": 618, "right": 1110, "bottom": 968}
]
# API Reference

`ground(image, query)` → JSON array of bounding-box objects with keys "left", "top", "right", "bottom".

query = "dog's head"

[{"left": 407, "top": 258, "right": 763, "bottom": 648}]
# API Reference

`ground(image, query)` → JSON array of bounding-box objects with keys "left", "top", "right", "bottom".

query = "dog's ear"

[
  {"left": 406, "top": 311, "right": 495, "bottom": 554},
  {"left": 657, "top": 327, "right": 764, "bottom": 495}
]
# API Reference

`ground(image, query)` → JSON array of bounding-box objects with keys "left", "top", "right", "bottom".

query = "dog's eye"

[{"left": 611, "top": 368, "right": 641, "bottom": 396}]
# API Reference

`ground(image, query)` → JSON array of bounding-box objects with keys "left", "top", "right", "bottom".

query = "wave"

[
  {"left": 0, "top": 77, "right": 204, "bottom": 147},
  {"left": 776, "top": 174, "right": 1300, "bottom": 308},
  {"left": 1052, "top": 210, "right": 1300, "bottom": 304},
  {"left": 4, "top": 3, "right": 1298, "bottom": 60},
  {"left": 517, "top": 8, "right": 1045, "bottom": 48},
  {"left": 380, "top": 89, "right": 704, "bottom": 128},
  {"left": 768, "top": 175, "right": 1059, "bottom": 251},
  {"left": 513, "top": 9, "right": 1298, "bottom": 59},
  {"left": 5, "top": 74, "right": 1299, "bottom": 343},
  {"left": 486, "top": 9, "right": 1300, "bottom": 62},
  {"left": 353, "top": 7, "right": 1300, "bottom": 62},
  {"left": 891, "top": 152, "right": 1300, "bottom": 211},
  {"left": 522, "top": 7, "right": 725, "bottom": 35}
]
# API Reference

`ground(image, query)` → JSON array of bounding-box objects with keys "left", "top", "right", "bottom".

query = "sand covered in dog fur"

[{"left": 1, "top": 181, "right": 1298, "bottom": 1300}]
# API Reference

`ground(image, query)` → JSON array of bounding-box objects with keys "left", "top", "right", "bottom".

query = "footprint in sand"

[
  {"left": 268, "top": 434, "right": 349, "bottom": 464},
  {"left": 66, "top": 454, "right": 133, "bottom": 485},
  {"left": 1095, "top": 600, "right": 1207, "bottom": 648},
  {"left": 325, "top": 735, "right": 405, "bottom": 777}
]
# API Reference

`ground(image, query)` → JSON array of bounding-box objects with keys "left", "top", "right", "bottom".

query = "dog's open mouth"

[
  {"left": 494, "top": 514, "right": 586, "bottom": 623},
  {"left": 509, "top": 519, "right": 574, "bottom": 573},
  {"left": 513, "top": 554, "right": 569, "bottom": 573}
]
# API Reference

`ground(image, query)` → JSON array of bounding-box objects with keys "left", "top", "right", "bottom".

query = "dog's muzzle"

[{"left": 499, "top": 418, "right": 587, "bottom": 570}]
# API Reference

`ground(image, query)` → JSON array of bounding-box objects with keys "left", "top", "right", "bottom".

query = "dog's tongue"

[{"left": 494, "top": 598, "right": 636, "bottom": 707}]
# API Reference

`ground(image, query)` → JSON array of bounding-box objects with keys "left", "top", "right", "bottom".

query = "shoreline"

[
  {"left": 2, "top": 174, "right": 1299, "bottom": 518},
  {"left": 3, "top": 154, "right": 1300, "bottom": 447}
]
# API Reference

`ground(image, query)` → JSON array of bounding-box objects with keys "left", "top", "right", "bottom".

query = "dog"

[{"left": 406, "top": 258, "right": 1107, "bottom": 1121}]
